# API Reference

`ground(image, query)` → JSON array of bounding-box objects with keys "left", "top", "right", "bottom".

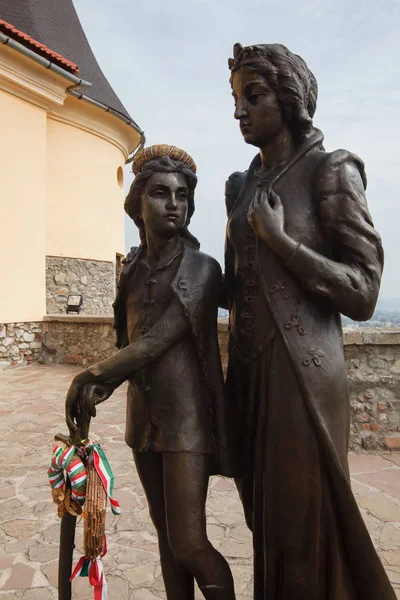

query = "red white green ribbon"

[
  {"left": 50, "top": 439, "right": 120, "bottom": 600},
  {"left": 48, "top": 441, "right": 120, "bottom": 515},
  {"left": 69, "top": 442, "right": 119, "bottom": 600},
  {"left": 70, "top": 537, "right": 108, "bottom": 600},
  {"left": 90, "top": 443, "right": 121, "bottom": 516},
  {"left": 48, "top": 444, "right": 87, "bottom": 502}
]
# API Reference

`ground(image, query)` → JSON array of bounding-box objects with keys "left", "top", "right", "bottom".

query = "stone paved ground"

[{"left": 0, "top": 364, "right": 400, "bottom": 599}]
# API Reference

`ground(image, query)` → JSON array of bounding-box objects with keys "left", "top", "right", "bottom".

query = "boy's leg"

[
  {"left": 162, "top": 452, "right": 236, "bottom": 599},
  {"left": 133, "top": 450, "right": 195, "bottom": 600}
]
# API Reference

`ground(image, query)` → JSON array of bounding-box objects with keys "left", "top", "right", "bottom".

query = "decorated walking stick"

[
  {"left": 49, "top": 396, "right": 120, "bottom": 599},
  {"left": 50, "top": 400, "right": 91, "bottom": 600}
]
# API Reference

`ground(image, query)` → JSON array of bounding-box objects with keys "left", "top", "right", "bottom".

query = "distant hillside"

[
  {"left": 375, "top": 298, "right": 400, "bottom": 312},
  {"left": 342, "top": 298, "right": 400, "bottom": 328}
]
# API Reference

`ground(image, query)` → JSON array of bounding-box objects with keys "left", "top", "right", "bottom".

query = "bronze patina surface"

[
  {"left": 65, "top": 149, "right": 236, "bottom": 599},
  {"left": 223, "top": 42, "right": 395, "bottom": 600}
]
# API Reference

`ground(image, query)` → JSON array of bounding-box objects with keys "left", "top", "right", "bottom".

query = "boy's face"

[{"left": 140, "top": 172, "right": 189, "bottom": 238}]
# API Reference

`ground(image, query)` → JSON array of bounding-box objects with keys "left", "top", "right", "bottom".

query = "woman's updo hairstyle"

[{"left": 229, "top": 43, "right": 319, "bottom": 143}]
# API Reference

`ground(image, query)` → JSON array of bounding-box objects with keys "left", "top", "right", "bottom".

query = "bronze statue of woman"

[{"left": 222, "top": 43, "right": 395, "bottom": 599}]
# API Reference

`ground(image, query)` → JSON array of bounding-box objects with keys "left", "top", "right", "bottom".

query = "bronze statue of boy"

[{"left": 65, "top": 145, "right": 236, "bottom": 600}]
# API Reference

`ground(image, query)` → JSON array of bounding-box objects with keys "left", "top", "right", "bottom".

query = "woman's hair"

[
  {"left": 124, "top": 155, "right": 200, "bottom": 249},
  {"left": 229, "top": 43, "right": 319, "bottom": 144}
]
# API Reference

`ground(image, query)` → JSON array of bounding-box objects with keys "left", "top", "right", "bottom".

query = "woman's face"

[
  {"left": 231, "top": 66, "right": 284, "bottom": 148},
  {"left": 140, "top": 172, "right": 189, "bottom": 238}
]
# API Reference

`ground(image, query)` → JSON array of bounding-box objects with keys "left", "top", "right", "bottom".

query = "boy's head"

[{"left": 125, "top": 146, "right": 199, "bottom": 248}]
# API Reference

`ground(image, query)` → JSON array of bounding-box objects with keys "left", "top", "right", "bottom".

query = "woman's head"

[
  {"left": 229, "top": 43, "right": 318, "bottom": 146},
  {"left": 125, "top": 151, "right": 199, "bottom": 249}
]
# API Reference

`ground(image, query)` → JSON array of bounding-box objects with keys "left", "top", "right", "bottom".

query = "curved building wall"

[
  {"left": 0, "top": 44, "right": 140, "bottom": 325},
  {"left": 46, "top": 114, "right": 126, "bottom": 263},
  {"left": 44, "top": 102, "right": 132, "bottom": 315},
  {"left": 0, "top": 27, "right": 141, "bottom": 365},
  {"left": 0, "top": 90, "right": 47, "bottom": 323}
]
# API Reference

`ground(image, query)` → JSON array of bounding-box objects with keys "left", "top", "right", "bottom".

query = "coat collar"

[
  {"left": 116, "top": 240, "right": 194, "bottom": 304},
  {"left": 229, "top": 128, "right": 324, "bottom": 216}
]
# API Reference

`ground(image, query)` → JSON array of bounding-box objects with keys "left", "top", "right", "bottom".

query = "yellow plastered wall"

[
  {"left": 0, "top": 90, "right": 47, "bottom": 323},
  {"left": 46, "top": 117, "right": 126, "bottom": 262}
]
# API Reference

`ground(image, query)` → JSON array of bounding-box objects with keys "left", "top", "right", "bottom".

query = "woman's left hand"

[{"left": 248, "top": 188, "right": 286, "bottom": 251}]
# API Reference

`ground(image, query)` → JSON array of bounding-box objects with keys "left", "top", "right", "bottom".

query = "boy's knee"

[
  {"left": 148, "top": 506, "right": 168, "bottom": 536},
  {"left": 168, "top": 534, "right": 209, "bottom": 565}
]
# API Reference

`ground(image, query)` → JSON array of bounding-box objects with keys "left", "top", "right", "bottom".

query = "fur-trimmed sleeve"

[
  {"left": 220, "top": 171, "right": 246, "bottom": 309},
  {"left": 284, "top": 150, "right": 383, "bottom": 320}
]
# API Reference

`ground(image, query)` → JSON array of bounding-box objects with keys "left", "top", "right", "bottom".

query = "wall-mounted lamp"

[{"left": 66, "top": 295, "right": 83, "bottom": 314}]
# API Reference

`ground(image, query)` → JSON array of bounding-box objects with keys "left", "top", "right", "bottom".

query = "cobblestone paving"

[{"left": 0, "top": 364, "right": 400, "bottom": 599}]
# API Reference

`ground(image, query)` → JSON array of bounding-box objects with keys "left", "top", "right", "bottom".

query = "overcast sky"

[{"left": 74, "top": 0, "right": 399, "bottom": 299}]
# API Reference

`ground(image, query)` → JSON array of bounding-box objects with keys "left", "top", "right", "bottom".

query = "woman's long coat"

[{"left": 224, "top": 130, "right": 395, "bottom": 598}]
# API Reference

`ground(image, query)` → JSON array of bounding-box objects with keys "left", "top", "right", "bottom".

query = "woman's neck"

[{"left": 260, "top": 126, "right": 296, "bottom": 170}]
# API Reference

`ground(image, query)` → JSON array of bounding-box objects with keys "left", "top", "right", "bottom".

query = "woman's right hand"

[
  {"left": 248, "top": 188, "right": 286, "bottom": 248},
  {"left": 248, "top": 188, "right": 298, "bottom": 261}
]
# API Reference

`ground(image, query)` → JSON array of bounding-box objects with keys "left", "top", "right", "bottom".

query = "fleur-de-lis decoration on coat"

[
  {"left": 285, "top": 314, "right": 306, "bottom": 336},
  {"left": 302, "top": 348, "right": 324, "bottom": 367},
  {"left": 269, "top": 278, "right": 289, "bottom": 299}
]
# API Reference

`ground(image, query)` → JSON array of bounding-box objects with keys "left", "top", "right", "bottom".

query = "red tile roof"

[{"left": 0, "top": 18, "right": 79, "bottom": 74}]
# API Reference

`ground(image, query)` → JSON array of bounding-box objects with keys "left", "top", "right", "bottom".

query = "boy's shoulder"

[
  {"left": 172, "top": 246, "right": 221, "bottom": 313},
  {"left": 183, "top": 246, "right": 222, "bottom": 281}
]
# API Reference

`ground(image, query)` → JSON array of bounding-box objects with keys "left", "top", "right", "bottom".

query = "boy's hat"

[{"left": 131, "top": 144, "right": 197, "bottom": 175}]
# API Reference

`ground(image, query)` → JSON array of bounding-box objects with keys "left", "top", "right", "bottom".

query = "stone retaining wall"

[
  {"left": 344, "top": 329, "right": 400, "bottom": 451},
  {"left": 0, "top": 322, "right": 43, "bottom": 369},
  {"left": 46, "top": 256, "right": 115, "bottom": 315},
  {"left": 41, "top": 316, "right": 116, "bottom": 367}
]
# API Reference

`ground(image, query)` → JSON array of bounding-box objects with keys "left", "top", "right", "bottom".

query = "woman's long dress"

[
  {"left": 224, "top": 147, "right": 395, "bottom": 599},
  {"left": 227, "top": 191, "right": 355, "bottom": 599}
]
